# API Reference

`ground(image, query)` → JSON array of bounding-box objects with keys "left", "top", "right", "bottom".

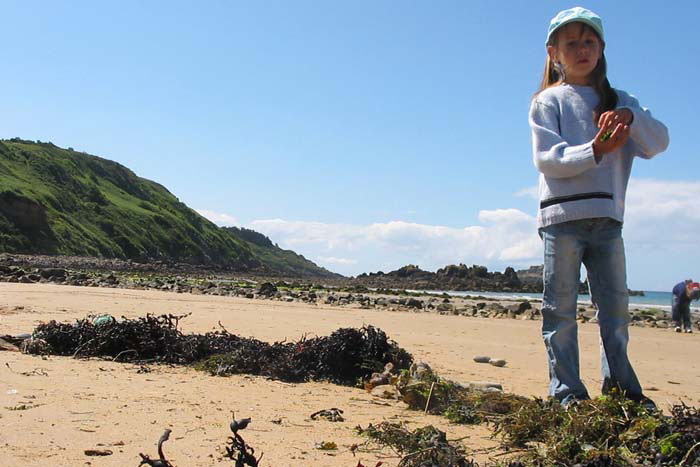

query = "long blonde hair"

[{"left": 536, "top": 23, "right": 617, "bottom": 122}]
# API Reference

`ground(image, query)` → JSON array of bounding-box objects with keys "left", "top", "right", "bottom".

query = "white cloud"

[
  {"left": 624, "top": 178, "right": 700, "bottom": 247},
  {"left": 500, "top": 236, "right": 544, "bottom": 261},
  {"left": 478, "top": 208, "right": 533, "bottom": 225},
  {"left": 249, "top": 210, "right": 542, "bottom": 276},
  {"left": 626, "top": 178, "right": 700, "bottom": 220},
  {"left": 317, "top": 256, "right": 358, "bottom": 265},
  {"left": 622, "top": 178, "right": 700, "bottom": 290},
  {"left": 196, "top": 209, "right": 239, "bottom": 227}
]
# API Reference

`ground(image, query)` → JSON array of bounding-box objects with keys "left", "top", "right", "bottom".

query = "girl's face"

[{"left": 548, "top": 22, "right": 603, "bottom": 85}]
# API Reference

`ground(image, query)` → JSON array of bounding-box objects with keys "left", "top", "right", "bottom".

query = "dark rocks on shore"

[
  {"left": 0, "top": 254, "right": 686, "bottom": 331},
  {"left": 405, "top": 298, "right": 423, "bottom": 309},
  {"left": 39, "top": 268, "right": 67, "bottom": 279},
  {"left": 257, "top": 282, "right": 278, "bottom": 297},
  {"left": 353, "top": 263, "right": 542, "bottom": 293},
  {"left": 358, "top": 263, "right": 648, "bottom": 298}
]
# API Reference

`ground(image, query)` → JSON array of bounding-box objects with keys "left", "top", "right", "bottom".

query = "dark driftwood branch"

[
  {"left": 225, "top": 414, "right": 262, "bottom": 466},
  {"left": 139, "top": 429, "right": 173, "bottom": 467}
]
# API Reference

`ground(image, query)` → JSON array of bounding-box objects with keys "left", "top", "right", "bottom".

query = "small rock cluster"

[{"left": 473, "top": 355, "right": 507, "bottom": 367}]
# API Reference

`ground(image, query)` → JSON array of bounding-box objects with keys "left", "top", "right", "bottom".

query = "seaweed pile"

[
  {"left": 357, "top": 397, "right": 700, "bottom": 467},
  {"left": 24, "top": 314, "right": 412, "bottom": 385},
  {"left": 494, "top": 393, "right": 700, "bottom": 466},
  {"left": 356, "top": 422, "right": 475, "bottom": 467},
  {"left": 396, "top": 363, "right": 532, "bottom": 424},
  {"left": 371, "top": 364, "right": 700, "bottom": 466},
  {"left": 198, "top": 326, "right": 413, "bottom": 385}
]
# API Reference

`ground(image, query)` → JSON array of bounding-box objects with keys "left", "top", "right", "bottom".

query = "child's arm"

[
  {"left": 529, "top": 100, "right": 597, "bottom": 178},
  {"left": 617, "top": 92, "right": 670, "bottom": 159}
]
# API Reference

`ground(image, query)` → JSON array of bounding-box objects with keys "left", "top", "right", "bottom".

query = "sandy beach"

[{"left": 1, "top": 283, "right": 699, "bottom": 466}]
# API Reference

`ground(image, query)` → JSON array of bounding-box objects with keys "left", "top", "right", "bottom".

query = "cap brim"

[{"left": 547, "top": 18, "right": 604, "bottom": 44}]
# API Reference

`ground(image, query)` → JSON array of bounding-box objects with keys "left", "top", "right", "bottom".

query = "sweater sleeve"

[
  {"left": 529, "top": 99, "right": 598, "bottom": 179},
  {"left": 672, "top": 282, "right": 685, "bottom": 297},
  {"left": 618, "top": 92, "right": 670, "bottom": 159}
]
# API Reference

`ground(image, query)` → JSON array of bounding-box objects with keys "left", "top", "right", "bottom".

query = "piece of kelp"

[
  {"left": 26, "top": 314, "right": 412, "bottom": 385},
  {"left": 493, "top": 392, "right": 700, "bottom": 466}
]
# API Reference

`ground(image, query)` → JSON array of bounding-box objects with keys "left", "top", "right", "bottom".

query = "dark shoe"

[
  {"left": 561, "top": 394, "right": 590, "bottom": 410},
  {"left": 675, "top": 326, "right": 682, "bottom": 333}
]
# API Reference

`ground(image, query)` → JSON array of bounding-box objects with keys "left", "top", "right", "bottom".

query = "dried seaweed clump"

[
  {"left": 26, "top": 314, "right": 413, "bottom": 386},
  {"left": 28, "top": 314, "right": 244, "bottom": 363},
  {"left": 356, "top": 422, "right": 474, "bottom": 467},
  {"left": 493, "top": 392, "right": 700, "bottom": 466},
  {"left": 198, "top": 325, "right": 413, "bottom": 385}
]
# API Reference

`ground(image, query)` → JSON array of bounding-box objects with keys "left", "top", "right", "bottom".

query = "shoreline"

[{"left": 409, "top": 288, "right": 700, "bottom": 314}]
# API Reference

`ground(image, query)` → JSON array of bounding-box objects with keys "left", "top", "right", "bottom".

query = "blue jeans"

[{"left": 540, "top": 218, "right": 643, "bottom": 405}]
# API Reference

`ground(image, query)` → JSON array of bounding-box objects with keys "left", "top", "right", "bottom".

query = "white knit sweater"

[{"left": 529, "top": 83, "right": 669, "bottom": 228}]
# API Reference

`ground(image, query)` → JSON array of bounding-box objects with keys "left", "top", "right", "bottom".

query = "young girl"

[{"left": 529, "top": 7, "right": 669, "bottom": 408}]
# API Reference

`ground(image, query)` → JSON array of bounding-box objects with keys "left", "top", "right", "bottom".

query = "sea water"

[{"left": 412, "top": 289, "right": 699, "bottom": 313}]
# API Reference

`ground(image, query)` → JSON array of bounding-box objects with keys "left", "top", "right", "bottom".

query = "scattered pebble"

[
  {"left": 473, "top": 355, "right": 490, "bottom": 363},
  {"left": 489, "top": 359, "right": 506, "bottom": 367},
  {"left": 469, "top": 381, "right": 503, "bottom": 392}
]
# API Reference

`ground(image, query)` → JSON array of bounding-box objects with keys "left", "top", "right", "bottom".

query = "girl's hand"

[
  {"left": 593, "top": 110, "right": 632, "bottom": 159},
  {"left": 598, "top": 109, "right": 633, "bottom": 130}
]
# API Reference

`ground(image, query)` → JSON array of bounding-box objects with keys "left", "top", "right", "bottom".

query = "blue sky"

[{"left": 1, "top": 1, "right": 698, "bottom": 290}]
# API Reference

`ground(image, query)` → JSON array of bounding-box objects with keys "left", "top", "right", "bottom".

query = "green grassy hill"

[
  {"left": 0, "top": 138, "right": 335, "bottom": 277},
  {"left": 222, "top": 226, "right": 331, "bottom": 277}
]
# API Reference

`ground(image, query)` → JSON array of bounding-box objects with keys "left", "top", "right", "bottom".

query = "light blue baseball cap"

[{"left": 546, "top": 7, "right": 604, "bottom": 44}]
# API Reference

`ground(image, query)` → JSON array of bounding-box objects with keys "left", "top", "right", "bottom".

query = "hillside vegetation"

[{"left": 0, "top": 139, "right": 333, "bottom": 277}]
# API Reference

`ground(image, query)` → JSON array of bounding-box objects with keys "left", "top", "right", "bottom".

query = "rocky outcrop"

[{"left": 354, "top": 263, "right": 538, "bottom": 292}]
